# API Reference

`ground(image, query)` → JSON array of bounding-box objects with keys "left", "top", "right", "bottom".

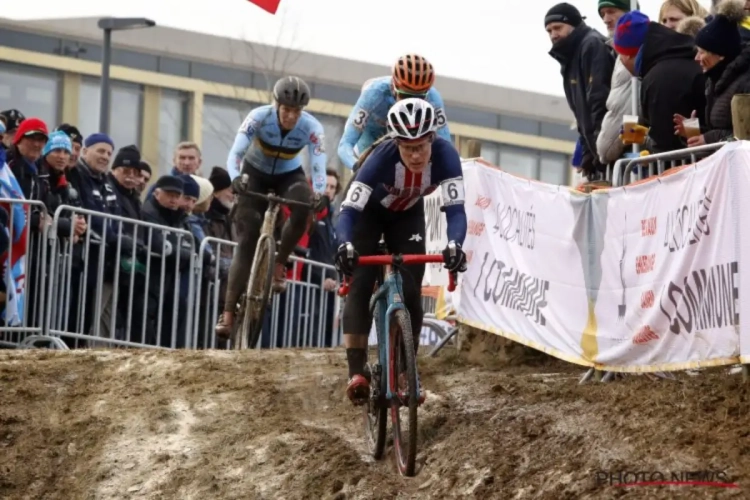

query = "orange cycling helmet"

[{"left": 392, "top": 54, "right": 435, "bottom": 94}]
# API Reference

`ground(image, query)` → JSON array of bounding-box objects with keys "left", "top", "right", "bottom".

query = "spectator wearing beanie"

[
  {"left": 54, "top": 124, "right": 83, "bottom": 168},
  {"left": 678, "top": 0, "right": 750, "bottom": 146},
  {"left": 204, "top": 167, "right": 234, "bottom": 321},
  {"left": 0, "top": 109, "right": 26, "bottom": 149},
  {"left": 546, "top": 3, "right": 615, "bottom": 180},
  {"left": 137, "top": 160, "right": 152, "bottom": 196},
  {"left": 596, "top": 0, "right": 638, "bottom": 167},
  {"left": 614, "top": 11, "right": 706, "bottom": 154},
  {"left": 108, "top": 145, "right": 143, "bottom": 222}
]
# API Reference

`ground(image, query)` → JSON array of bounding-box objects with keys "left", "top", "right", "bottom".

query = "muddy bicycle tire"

[
  {"left": 364, "top": 306, "right": 387, "bottom": 459},
  {"left": 233, "top": 233, "right": 275, "bottom": 349},
  {"left": 389, "top": 308, "right": 418, "bottom": 477}
]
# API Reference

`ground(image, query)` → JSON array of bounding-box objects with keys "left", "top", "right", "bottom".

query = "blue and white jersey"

[
  {"left": 226, "top": 104, "right": 327, "bottom": 194},
  {"left": 336, "top": 137, "right": 467, "bottom": 245},
  {"left": 337, "top": 76, "right": 451, "bottom": 170}
]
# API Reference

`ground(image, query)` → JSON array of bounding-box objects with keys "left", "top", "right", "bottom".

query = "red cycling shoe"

[{"left": 346, "top": 374, "right": 370, "bottom": 405}]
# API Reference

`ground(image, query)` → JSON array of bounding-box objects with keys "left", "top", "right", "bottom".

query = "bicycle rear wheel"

[
  {"left": 233, "top": 233, "right": 275, "bottom": 349},
  {"left": 389, "top": 308, "right": 418, "bottom": 476}
]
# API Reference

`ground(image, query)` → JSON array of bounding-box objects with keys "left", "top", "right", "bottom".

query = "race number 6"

[
  {"left": 343, "top": 181, "right": 372, "bottom": 210},
  {"left": 440, "top": 178, "right": 465, "bottom": 206}
]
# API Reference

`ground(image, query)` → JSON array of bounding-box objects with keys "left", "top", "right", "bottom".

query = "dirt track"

[{"left": 0, "top": 348, "right": 749, "bottom": 499}]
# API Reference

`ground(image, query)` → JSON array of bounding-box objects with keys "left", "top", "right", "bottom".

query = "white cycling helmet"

[{"left": 387, "top": 98, "right": 436, "bottom": 140}]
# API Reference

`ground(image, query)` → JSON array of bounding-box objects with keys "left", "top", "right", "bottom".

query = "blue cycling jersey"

[
  {"left": 337, "top": 76, "right": 452, "bottom": 170},
  {"left": 226, "top": 104, "right": 327, "bottom": 194},
  {"left": 337, "top": 137, "right": 467, "bottom": 246}
]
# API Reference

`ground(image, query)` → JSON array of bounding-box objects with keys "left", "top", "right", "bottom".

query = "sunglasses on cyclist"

[{"left": 395, "top": 89, "right": 428, "bottom": 100}]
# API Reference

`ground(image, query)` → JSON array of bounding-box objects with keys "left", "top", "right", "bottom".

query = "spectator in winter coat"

[
  {"left": 204, "top": 166, "right": 234, "bottom": 337},
  {"left": 108, "top": 145, "right": 143, "bottom": 229},
  {"left": 54, "top": 123, "right": 83, "bottom": 169},
  {"left": 614, "top": 11, "right": 707, "bottom": 154},
  {"left": 308, "top": 169, "right": 341, "bottom": 347},
  {"left": 677, "top": 0, "right": 750, "bottom": 146},
  {"left": 546, "top": 3, "right": 615, "bottom": 179},
  {"left": 37, "top": 131, "right": 87, "bottom": 343},
  {"left": 658, "top": 0, "right": 710, "bottom": 30},
  {"left": 596, "top": 0, "right": 637, "bottom": 166},
  {"left": 137, "top": 160, "right": 151, "bottom": 196},
  {"left": 140, "top": 175, "right": 192, "bottom": 347},
  {"left": 0, "top": 109, "right": 26, "bottom": 149}
]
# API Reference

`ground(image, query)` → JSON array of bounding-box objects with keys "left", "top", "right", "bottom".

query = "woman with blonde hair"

[{"left": 659, "top": 0, "right": 711, "bottom": 29}]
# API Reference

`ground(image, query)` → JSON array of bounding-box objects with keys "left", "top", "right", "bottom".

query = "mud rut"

[{"left": 1, "top": 348, "right": 749, "bottom": 499}]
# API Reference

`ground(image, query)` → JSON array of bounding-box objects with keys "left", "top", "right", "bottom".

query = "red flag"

[{"left": 247, "top": 0, "right": 281, "bottom": 14}]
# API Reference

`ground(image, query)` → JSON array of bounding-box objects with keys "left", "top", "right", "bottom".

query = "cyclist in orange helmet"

[{"left": 338, "top": 54, "right": 452, "bottom": 170}]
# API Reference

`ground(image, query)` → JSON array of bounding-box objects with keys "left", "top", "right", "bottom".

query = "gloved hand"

[
  {"left": 231, "top": 173, "right": 249, "bottom": 195},
  {"left": 619, "top": 124, "right": 650, "bottom": 146},
  {"left": 579, "top": 151, "right": 605, "bottom": 181},
  {"left": 312, "top": 192, "right": 329, "bottom": 213},
  {"left": 442, "top": 241, "right": 467, "bottom": 273},
  {"left": 335, "top": 242, "right": 358, "bottom": 276}
]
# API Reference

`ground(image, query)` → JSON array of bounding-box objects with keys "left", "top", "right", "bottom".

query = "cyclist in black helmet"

[{"left": 216, "top": 76, "right": 329, "bottom": 339}]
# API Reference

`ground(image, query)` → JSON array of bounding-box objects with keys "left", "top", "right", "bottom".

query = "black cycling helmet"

[{"left": 273, "top": 76, "right": 311, "bottom": 107}]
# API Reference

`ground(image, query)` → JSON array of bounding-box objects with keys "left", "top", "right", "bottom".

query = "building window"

[
  {"left": 540, "top": 153, "right": 568, "bottom": 185},
  {"left": 159, "top": 89, "right": 189, "bottom": 174},
  {"left": 480, "top": 141, "right": 500, "bottom": 166},
  {"left": 201, "top": 96, "right": 254, "bottom": 174},
  {"left": 499, "top": 146, "right": 539, "bottom": 179},
  {"left": 0, "top": 62, "right": 60, "bottom": 128},
  {"left": 78, "top": 78, "right": 143, "bottom": 150}
]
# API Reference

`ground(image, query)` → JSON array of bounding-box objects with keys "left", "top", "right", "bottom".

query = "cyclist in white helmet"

[{"left": 334, "top": 98, "right": 468, "bottom": 405}]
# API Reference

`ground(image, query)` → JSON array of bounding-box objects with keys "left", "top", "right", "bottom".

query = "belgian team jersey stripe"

[{"left": 254, "top": 136, "right": 304, "bottom": 160}]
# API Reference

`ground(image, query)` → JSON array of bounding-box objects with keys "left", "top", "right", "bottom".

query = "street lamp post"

[{"left": 97, "top": 17, "right": 156, "bottom": 134}]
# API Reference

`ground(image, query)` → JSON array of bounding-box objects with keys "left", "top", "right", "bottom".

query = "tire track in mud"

[{"left": 2, "top": 349, "right": 750, "bottom": 499}]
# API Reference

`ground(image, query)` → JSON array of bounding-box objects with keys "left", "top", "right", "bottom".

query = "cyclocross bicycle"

[
  {"left": 338, "top": 243, "right": 457, "bottom": 476},
  {"left": 232, "top": 182, "right": 313, "bottom": 350}
]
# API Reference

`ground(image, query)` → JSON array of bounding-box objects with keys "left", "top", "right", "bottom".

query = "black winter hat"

[
  {"left": 154, "top": 175, "right": 183, "bottom": 194},
  {"left": 55, "top": 123, "right": 83, "bottom": 145},
  {"left": 695, "top": 0, "right": 745, "bottom": 58},
  {"left": 113, "top": 145, "right": 142, "bottom": 169},
  {"left": 138, "top": 160, "right": 152, "bottom": 175},
  {"left": 209, "top": 166, "right": 232, "bottom": 192},
  {"left": 545, "top": 3, "right": 585, "bottom": 28},
  {"left": 0, "top": 109, "right": 25, "bottom": 131}
]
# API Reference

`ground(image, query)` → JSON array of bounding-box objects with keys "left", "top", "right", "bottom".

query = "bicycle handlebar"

[
  {"left": 337, "top": 254, "right": 457, "bottom": 297},
  {"left": 245, "top": 190, "right": 314, "bottom": 209}
]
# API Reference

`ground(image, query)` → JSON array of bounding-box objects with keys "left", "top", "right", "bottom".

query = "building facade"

[{"left": 0, "top": 17, "right": 578, "bottom": 185}]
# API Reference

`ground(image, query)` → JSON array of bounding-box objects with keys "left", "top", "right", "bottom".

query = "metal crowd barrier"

[
  {"left": 193, "top": 236, "right": 343, "bottom": 350},
  {"left": 0, "top": 199, "right": 50, "bottom": 348},
  {"left": 45, "top": 205, "right": 198, "bottom": 350},
  {"left": 612, "top": 143, "right": 727, "bottom": 187}
]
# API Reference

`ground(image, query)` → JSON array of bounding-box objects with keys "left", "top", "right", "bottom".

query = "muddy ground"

[{"left": 0, "top": 347, "right": 749, "bottom": 499}]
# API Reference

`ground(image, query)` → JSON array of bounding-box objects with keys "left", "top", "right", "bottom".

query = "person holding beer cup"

[{"left": 675, "top": 0, "right": 750, "bottom": 147}]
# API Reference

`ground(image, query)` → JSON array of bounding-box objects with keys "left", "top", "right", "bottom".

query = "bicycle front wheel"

[
  {"left": 233, "top": 233, "right": 276, "bottom": 350},
  {"left": 389, "top": 308, "right": 419, "bottom": 476}
]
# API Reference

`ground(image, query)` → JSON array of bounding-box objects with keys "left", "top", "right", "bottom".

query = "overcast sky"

[{"left": 3, "top": 0, "right": 714, "bottom": 97}]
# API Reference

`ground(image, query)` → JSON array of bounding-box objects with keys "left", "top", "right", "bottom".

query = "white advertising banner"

[
  {"left": 456, "top": 142, "right": 750, "bottom": 372},
  {"left": 458, "top": 163, "right": 593, "bottom": 364}
]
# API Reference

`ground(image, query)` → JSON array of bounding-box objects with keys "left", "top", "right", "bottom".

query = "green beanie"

[{"left": 598, "top": 0, "right": 636, "bottom": 16}]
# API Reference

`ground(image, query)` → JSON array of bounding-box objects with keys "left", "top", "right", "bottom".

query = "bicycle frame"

[{"left": 340, "top": 254, "right": 457, "bottom": 400}]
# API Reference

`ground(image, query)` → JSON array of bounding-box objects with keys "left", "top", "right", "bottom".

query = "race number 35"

[
  {"left": 435, "top": 108, "right": 447, "bottom": 127},
  {"left": 352, "top": 109, "right": 369, "bottom": 130},
  {"left": 441, "top": 178, "right": 465, "bottom": 206}
]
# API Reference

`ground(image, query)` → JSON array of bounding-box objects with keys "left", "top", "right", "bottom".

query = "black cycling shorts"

[{"left": 342, "top": 200, "right": 426, "bottom": 336}]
